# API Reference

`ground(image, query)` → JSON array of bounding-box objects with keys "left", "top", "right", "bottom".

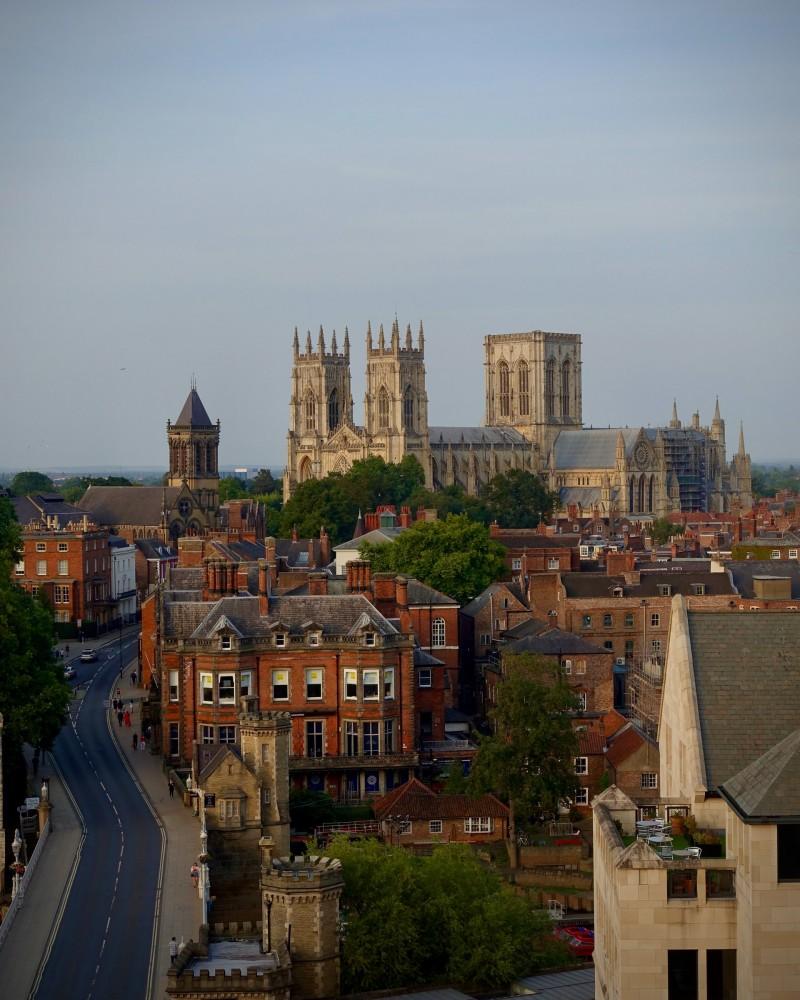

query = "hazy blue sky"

[{"left": 2, "top": 1, "right": 798, "bottom": 471}]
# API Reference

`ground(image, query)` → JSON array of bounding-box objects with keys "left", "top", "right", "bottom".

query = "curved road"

[{"left": 34, "top": 637, "right": 164, "bottom": 1000}]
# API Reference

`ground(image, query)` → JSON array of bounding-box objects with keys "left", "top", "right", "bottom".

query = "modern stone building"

[{"left": 283, "top": 325, "right": 753, "bottom": 516}]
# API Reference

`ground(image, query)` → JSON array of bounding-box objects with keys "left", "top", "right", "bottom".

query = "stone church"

[{"left": 284, "top": 324, "right": 752, "bottom": 517}]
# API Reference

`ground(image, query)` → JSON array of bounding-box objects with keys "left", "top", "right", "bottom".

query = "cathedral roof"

[
  {"left": 553, "top": 428, "right": 643, "bottom": 469},
  {"left": 429, "top": 426, "right": 528, "bottom": 446},
  {"left": 175, "top": 388, "right": 214, "bottom": 427}
]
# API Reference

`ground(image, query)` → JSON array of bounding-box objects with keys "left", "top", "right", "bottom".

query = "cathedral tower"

[
  {"left": 166, "top": 382, "right": 220, "bottom": 517},
  {"left": 285, "top": 327, "right": 355, "bottom": 497},
  {"left": 364, "top": 319, "right": 431, "bottom": 481},
  {"left": 484, "top": 331, "right": 582, "bottom": 456}
]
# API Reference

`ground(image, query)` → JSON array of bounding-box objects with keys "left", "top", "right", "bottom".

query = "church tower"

[
  {"left": 284, "top": 327, "right": 355, "bottom": 499},
  {"left": 364, "top": 319, "right": 431, "bottom": 483},
  {"left": 484, "top": 331, "right": 582, "bottom": 457},
  {"left": 166, "top": 382, "right": 220, "bottom": 519}
]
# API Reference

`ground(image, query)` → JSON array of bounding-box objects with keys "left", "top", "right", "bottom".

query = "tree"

[
  {"left": 359, "top": 513, "right": 506, "bottom": 605},
  {"left": 468, "top": 653, "right": 579, "bottom": 831},
  {"left": 217, "top": 476, "right": 250, "bottom": 502},
  {"left": 249, "top": 468, "right": 279, "bottom": 495},
  {"left": 484, "top": 469, "right": 557, "bottom": 528},
  {"left": 10, "top": 471, "right": 54, "bottom": 495},
  {"left": 0, "top": 499, "right": 70, "bottom": 749},
  {"left": 326, "top": 838, "right": 565, "bottom": 992},
  {"left": 650, "top": 517, "right": 685, "bottom": 546}
]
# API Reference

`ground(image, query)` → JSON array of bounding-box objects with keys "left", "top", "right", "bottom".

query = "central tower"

[
  {"left": 166, "top": 382, "right": 220, "bottom": 516},
  {"left": 484, "top": 331, "right": 582, "bottom": 456}
]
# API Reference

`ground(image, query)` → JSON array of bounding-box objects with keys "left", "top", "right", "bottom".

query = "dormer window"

[
  {"left": 365, "top": 632, "right": 376, "bottom": 647},
  {"left": 613, "top": 587, "right": 624, "bottom": 598},
  {"left": 308, "top": 633, "right": 320, "bottom": 647},
  {"left": 275, "top": 633, "right": 286, "bottom": 648},
  {"left": 220, "top": 635, "right": 232, "bottom": 650},
  {"left": 657, "top": 584, "right": 672, "bottom": 597}
]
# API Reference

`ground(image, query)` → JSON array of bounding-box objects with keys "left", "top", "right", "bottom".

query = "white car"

[{"left": 79, "top": 649, "right": 98, "bottom": 663}]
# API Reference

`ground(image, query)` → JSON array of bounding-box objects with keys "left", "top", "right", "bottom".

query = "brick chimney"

[
  {"left": 399, "top": 506, "right": 411, "bottom": 528},
  {"left": 606, "top": 551, "right": 636, "bottom": 575},
  {"left": 257, "top": 559, "right": 269, "bottom": 615},
  {"left": 308, "top": 572, "right": 328, "bottom": 596},
  {"left": 291, "top": 524, "right": 299, "bottom": 542},
  {"left": 237, "top": 565, "right": 249, "bottom": 592},
  {"left": 347, "top": 559, "right": 372, "bottom": 594},
  {"left": 319, "top": 527, "right": 331, "bottom": 567}
]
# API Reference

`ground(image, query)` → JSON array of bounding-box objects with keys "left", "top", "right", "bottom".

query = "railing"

[
  {"left": 0, "top": 819, "right": 50, "bottom": 952},
  {"left": 314, "top": 820, "right": 382, "bottom": 840},
  {"left": 289, "top": 751, "right": 418, "bottom": 772},
  {"left": 422, "top": 740, "right": 476, "bottom": 752}
]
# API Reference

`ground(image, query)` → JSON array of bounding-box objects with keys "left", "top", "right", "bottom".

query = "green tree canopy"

[
  {"left": 249, "top": 468, "right": 280, "bottom": 494},
  {"left": 10, "top": 471, "right": 55, "bottom": 495},
  {"left": 0, "top": 499, "right": 70, "bottom": 749},
  {"left": 279, "top": 456, "right": 426, "bottom": 543},
  {"left": 326, "top": 838, "right": 565, "bottom": 992},
  {"left": 359, "top": 513, "right": 506, "bottom": 605},
  {"left": 468, "top": 653, "right": 579, "bottom": 825},
  {"left": 218, "top": 476, "right": 250, "bottom": 502},
  {"left": 649, "top": 516, "right": 685, "bottom": 546},
  {"left": 483, "top": 469, "right": 557, "bottom": 528}
]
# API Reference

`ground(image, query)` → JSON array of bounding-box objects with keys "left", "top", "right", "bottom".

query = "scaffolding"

[{"left": 626, "top": 655, "right": 664, "bottom": 738}]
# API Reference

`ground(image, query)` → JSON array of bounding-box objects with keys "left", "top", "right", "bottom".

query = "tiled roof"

[
  {"left": 493, "top": 533, "right": 578, "bottom": 550},
  {"left": 406, "top": 580, "right": 458, "bottom": 607},
  {"left": 414, "top": 647, "right": 445, "bottom": 667},
  {"left": 553, "top": 428, "right": 642, "bottom": 470},
  {"left": 13, "top": 494, "right": 89, "bottom": 527},
  {"left": 505, "top": 627, "right": 609, "bottom": 657},
  {"left": 175, "top": 388, "right": 214, "bottom": 427},
  {"left": 605, "top": 724, "right": 648, "bottom": 767},
  {"left": 688, "top": 612, "right": 800, "bottom": 790},
  {"left": 460, "top": 582, "right": 529, "bottom": 618},
  {"left": 334, "top": 527, "right": 405, "bottom": 550},
  {"left": 428, "top": 426, "right": 528, "bottom": 446},
  {"left": 578, "top": 730, "right": 606, "bottom": 755},
  {"left": 562, "top": 571, "right": 735, "bottom": 598},
  {"left": 374, "top": 778, "right": 508, "bottom": 821},
  {"left": 719, "top": 728, "right": 800, "bottom": 820},
  {"left": 728, "top": 561, "right": 800, "bottom": 599},
  {"left": 81, "top": 486, "right": 180, "bottom": 527},
  {"left": 502, "top": 617, "right": 550, "bottom": 639},
  {"left": 135, "top": 539, "right": 176, "bottom": 560}
]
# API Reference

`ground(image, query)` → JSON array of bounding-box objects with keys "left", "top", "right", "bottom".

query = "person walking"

[
  {"left": 132, "top": 732, "right": 138, "bottom": 752},
  {"left": 124, "top": 710, "right": 131, "bottom": 728},
  {"left": 168, "top": 779, "right": 175, "bottom": 799},
  {"left": 139, "top": 736, "right": 145, "bottom": 751},
  {"left": 130, "top": 670, "right": 137, "bottom": 686},
  {"left": 190, "top": 863, "right": 199, "bottom": 887},
  {"left": 169, "top": 936, "right": 178, "bottom": 965},
  {"left": 117, "top": 709, "right": 124, "bottom": 727}
]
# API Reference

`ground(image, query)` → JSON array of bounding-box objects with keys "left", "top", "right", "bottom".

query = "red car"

[{"left": 554, "top": 924, "right": 594, "bottom": 958}]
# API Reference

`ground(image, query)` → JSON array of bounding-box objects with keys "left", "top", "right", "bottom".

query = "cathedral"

[{"left": 284, "top": 324, "right": 753, "bottom": 517}]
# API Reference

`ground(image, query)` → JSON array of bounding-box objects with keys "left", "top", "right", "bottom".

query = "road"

[{"left": 33, "top": 636, "right": 164, "bottom": 1000}]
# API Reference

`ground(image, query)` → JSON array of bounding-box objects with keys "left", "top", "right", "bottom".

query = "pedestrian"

[
  {"left": 169, "top": 936, "right": 178, "bottom": 965},
  {"left": 130, "top": 670, "right": 137, "bottom": 686},
  {"left": 132, "top": 732, "right": 138, "bottom": 752},
  {"left": 65, "top": 644, "right": 70, "bottom": 655},
  {"left": 124, "top": 710, "right": 131, "bottom": 728},
  {"left": 190, "top": 863, "right": 199, "bottom": 886},
  {"left": 168, "top": 779, "right": 175, "bottom": 799},
  {"left": 116, "top": 687, "right": 121, "bottom": 699},
  {"left": 117, "top": 710, "right": 124, "bottom": 727},
  {"left": 139, "top": 737, "right": 145, "bottom": 752}
]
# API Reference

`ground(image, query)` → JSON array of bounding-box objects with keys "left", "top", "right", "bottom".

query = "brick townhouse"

[
  {"left": 11, "top": 495, "right": 112, "bottom": 634},
  {"left": 489, "top": 522, "right": 579, "bottom": 575},
  {"left": 141, "top": 559, "right": 419, "bottom": 801}
]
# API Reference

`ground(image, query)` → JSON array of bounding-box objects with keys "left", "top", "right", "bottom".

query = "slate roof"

[
  {"left": 505, "top": 627, "right": 609, "bottom": 657},
  {"left": 406, "top": 580, "right": 458, "bottom": 607},
  {"left": 175, "top": 388, "right": 214, "bottom": 427},
  {"left": 553, "top": 428, "right": 643, "bottom": 470},
  {"left": 374, "top": 777, "right": 508, "bottom": 821},
  {"left": 719, "top": 728, "right": 800, "bottom": 821},
  {"left": 605, "top": 723, "right": 651, "bottom": 768},
  {"left": 162, "top": 592, "right": 399, "bottom": 640},
  {"left": 562, "top": 571, "right": 734, "bottom": 599},
  {"left": 460, "top": 581, "right": 529, "bottom": 617},
  {"left": 559, "top": 486, "right": 617, "bottom": 506},
  {"left": 81, "top": 486, "right": 179, "bottom": 527},
  {"left": 334, "top": 527, "right": 405, "bottom": 550},
  {"left": 502, "top": 617, "right": 550, "bottom": 639},
  {"left": 728, "top": 561, "right": 800, "bottom": 599},
  {"left": 492, "top": 532, "right": 578, "bottom": 550},
  {"left": 428, "top": 426, "right": 528, "bottom": 446},
  {"left": 414, "top": 647, "right": 445, "bottom": 668},
  {"left": 135, "top": 539, "right": 176, "bottom": 560},
  {"left": 12, "top": 494, "right": 89, "bottom": 526},
  {"left": 687, "top": 612, "right": 800, "bottom": 790}
]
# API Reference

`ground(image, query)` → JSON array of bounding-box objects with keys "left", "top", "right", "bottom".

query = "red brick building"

[
  {"left": 11, "top": 495, "right": 112, "bottom": 634},
  {"left": 489, "top": 523, "right": 579, "bottom": 575},
  {"left": 142, "top": 559, "right": 419, "bottom": 801},
  {"left": 374, "top": 777, "right": 509, "bottom": 846}
]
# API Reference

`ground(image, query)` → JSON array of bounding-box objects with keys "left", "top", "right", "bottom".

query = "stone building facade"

[{"left": 284, "top": 325, "right": 753, "bottom": 516}]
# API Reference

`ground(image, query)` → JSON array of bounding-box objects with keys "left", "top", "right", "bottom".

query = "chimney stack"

[{"left": 258, "top": 559, "right": 269, "bottom": 615}]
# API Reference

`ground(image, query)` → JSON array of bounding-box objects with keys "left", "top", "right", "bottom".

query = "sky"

[{"left": 1, "top": 1, "right": 798, "bottom": 471}]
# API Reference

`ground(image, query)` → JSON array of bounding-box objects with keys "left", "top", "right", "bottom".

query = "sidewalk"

[
  {"left": 110, "top": 659, "right": 202, "bottom": 1000},
  {"left": 0, "top": 747, "right": 84, "bottom": 999}
]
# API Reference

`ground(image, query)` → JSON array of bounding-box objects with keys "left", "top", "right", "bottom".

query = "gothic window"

[
  {"left": 648, "top": 475, "right": 654, "bottom": 513},
  {"left": 403, "top": 386, "right": 414, "bottom": 431},
  {"left": 304, "top": 391, "right": 316, "bottom": 434},
  {"left": 518, "top": 361, "right": 530, "bottom": 416},
  {"left": 206, "top": 443, "right": 214, "bottom": 474},
  {"left": 431, "top": 457, "right": 440, "bottom": 489},
  {"left": 638, "top": 474, "right": 646, "bottom": 513},
  {"left": 545, "top": 359, "right": 556, "bottom": 418},
  {"left": 328, "top": 388, "right": 340, "bottom": 432},
  {"left": 378, "top": 386, "right": 390, "bottom": 429},
  {"left": 561, "top": 359, "right": 571, "bottom": 418},
  {"left": 299, "top": 457, "right": 313, "bottom": 483},
  {"left": 195, "top": 443, "right": 203, "bottom": 475},
  {"left": 628, "top": 477, "right": 635, "bottom": 512},
  {"left": 498, "top": 361, "right": 510, "bottom": 417}
]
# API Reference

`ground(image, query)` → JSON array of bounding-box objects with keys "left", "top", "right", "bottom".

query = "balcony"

[{"left": 289, "top": 751, "right": 419, "bottom": 772}]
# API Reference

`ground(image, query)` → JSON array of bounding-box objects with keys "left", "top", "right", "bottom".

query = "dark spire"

[{"left": 175, "top": 387, "right": 213, "bottom": 427}]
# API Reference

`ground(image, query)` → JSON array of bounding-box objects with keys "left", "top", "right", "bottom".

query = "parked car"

[
  {"left": 554, "top": 925, "right": 594, "bottom": 958},
  {"left": 64, "top": 664, "right": 77, "bottom": 680},
  {"left": 79, "top": 649, "right": 98, "bottom": 663}
]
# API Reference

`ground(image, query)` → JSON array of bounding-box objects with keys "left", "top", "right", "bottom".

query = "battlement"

[
  {"left": 166, "top": 934, "right": 291, "bottom": 998},
  {"left": 293, "top": 326, "right": 350, "bottom": 362},
  {"left": 366, "top": 319, "right": 425, "bottom": 358},
  {"left": 262, "top": 855, "right": 343, "bottom": 890},
  {"left": 238, "top": 701, "right": 292, "bottom": 727}
]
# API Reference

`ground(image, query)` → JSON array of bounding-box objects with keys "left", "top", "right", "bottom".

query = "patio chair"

[
  {"left": 547, "top": 899, "right": 564, "bottom": 921},
  {"left": 687, "top": 846, "right": 702, "bottom": 859},
  {"left": 660, "top": 846, "right": 673, "bottom": 860}
]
